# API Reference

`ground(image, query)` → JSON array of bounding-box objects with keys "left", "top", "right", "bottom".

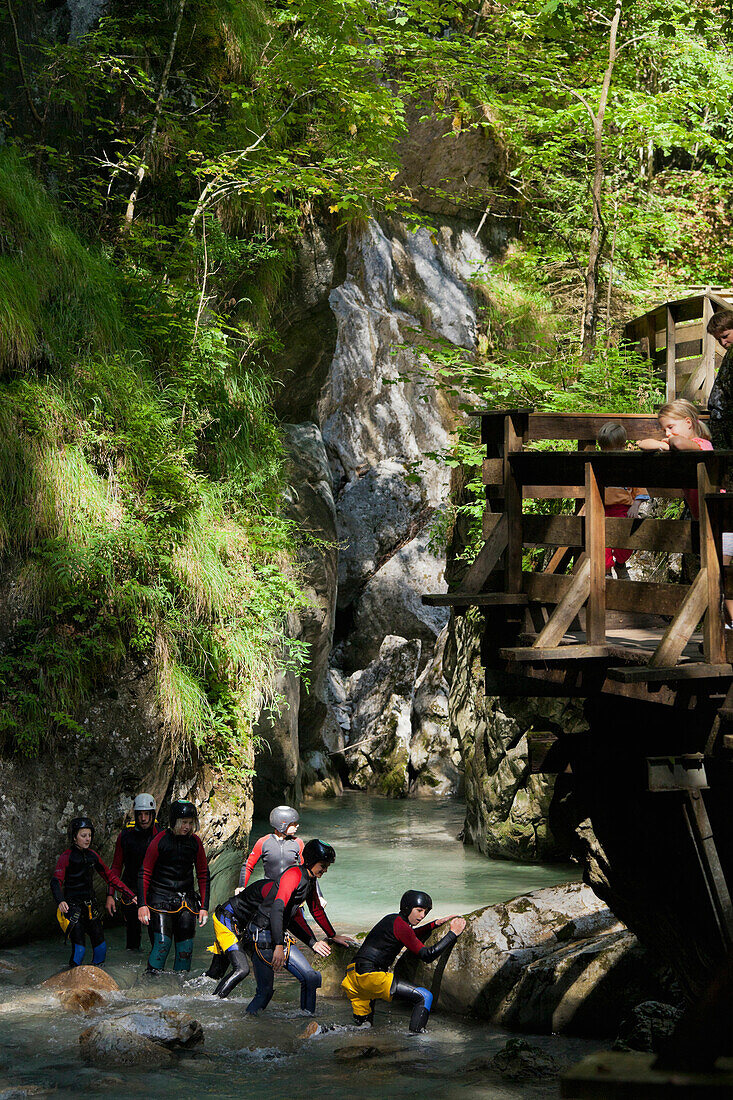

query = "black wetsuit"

[
  {"left": 51, "top": 847, "right": 133, "bottom": 968},
  {"left": 241, "top": 865, "right": 335, "bottom": 1014},
  {"left": 139, "top": 829, "right": 210, "bottom": 973},
  {"left": 108, "top": 822, "right": 161, "bottom": 950},
  {"left": 345, "top": 913, "right": 457, "bottom": 1031}
]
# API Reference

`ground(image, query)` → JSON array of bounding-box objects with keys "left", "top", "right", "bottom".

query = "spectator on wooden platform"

[
  {"left": 706, "top": 309, "right": 733, "bottom": 450},
  {"left": 596, "top": 421, "right": 649, "bottom": 580}
]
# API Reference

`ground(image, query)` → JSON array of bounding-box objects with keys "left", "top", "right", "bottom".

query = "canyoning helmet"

[
  {"left": 269, "top": 805, "right": 300, "bottom": 834},
  {"left": 169, "top": 799, "right": 198, "bottom": 829},
  {"left": 400, "top": 890, "right": 433, "bottom": 917},
  {"left": 133, "top": 793, "right": 156, "bottom": 814},
  {"left": 69, "top": 816, "right": 95, "bottom": 844},
  {"left": 302, "top": 839, "right": 336, "bottom": 869}
]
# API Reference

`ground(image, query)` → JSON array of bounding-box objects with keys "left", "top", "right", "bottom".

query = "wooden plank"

[
  {"left": 675, "top": 338, "right": 703, "bottom": 359},
  {"left": 422, "top": 592, "right": 528, "bottom": 607},
  {"left": 666, "top": 305, "right": 676, "bottom": 402},
  {"left": 482, "top": 457, "right": 504, "bottom": 485},
  {"left": 649, "top": 567, "right": 708, "bottom": 668},
  {"left": 521, "top": 514, "right": 696, "bottom": 554},
  {"left": 561, "top": 1050, "right": 733, "bottom": 1098},
  {"left": 509, "top": 450, "right": 722, "bottom": 489},
  {"left": 524, "top": 570, "right": 690, "bottom": 617},
  {"left": 533, "top": 556, "right": 591, "bottom": 647},
  {"left": 703, "top": 294, "right": 716, "bottom": 403},
  {"left": 481, "top": 511, "right": 504, "bottom": 539},
  {"left": 504, "top": 415, "right": 524, "bottom": 592},
  {"left": 523, "top": 485, "right": 586, "bottom": 499},
  {"left": 479, "top": 409, "right": 531, "bottom": 445},
  {"left": 646, "top": 311, "right": 658, "bottom": 361},
  {"left": 681, "top": 357, "right": 708, "bottom": 401},
  {"left": 607, "top": 663, "right": 733, "bottom": 684},
  {"left": 461, "top": 512, "right": 508, "bottom": 595},
  {"left": 500, "top": 644, "right": 609, "bottom": 661},
  {"left": 526, "top": 413, "right": 664, "bottom": 441},
  {"left": 699, "top": 463, "right": 726, "bottom": 664},
  {"left": 585, "top": 463, "right": 606, "bottom": 644}
]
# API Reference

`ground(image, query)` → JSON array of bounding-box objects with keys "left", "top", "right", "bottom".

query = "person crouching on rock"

[
  {"left": 105, "top": 793, "right": 161, "bottom": 952},
  {"left": 342, "top": 890, "right": 466, "bottom": 1033},
  {"left": 137, "top": 799, "right": 210, "bottom": 974},
  {"left": 243, "top": 839, "right": 354, "bottom": 1016},
  {"left": 51, "top": 816, "right": 135, "bottom": 968}
]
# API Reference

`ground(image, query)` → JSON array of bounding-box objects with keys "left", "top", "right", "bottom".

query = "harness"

[
  {"left": 247, "top": 923, "right": 293, "bottom": 969},
  {"left": 149, "top": 891, "right": 200, "bottom": 916}
]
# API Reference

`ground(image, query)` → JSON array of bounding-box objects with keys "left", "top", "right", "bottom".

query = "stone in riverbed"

[
  {"left": 613, "top": 1000, "right": 684, "bottom": 1053},
  {"left": 464, "top": 1038, "right": 558, "bottom": 1080},
  {"left": 57, "top": 988, "right": 105, "bottom": 1012},
  {"left": 41, "top": 965, "right": 119, "bottom": 993},
  {"left": 310, "top": 942, "right": 359, "bottom": 997},
  {"left": 79, "top": 1008, "right": 203, "bottom": 1067}
]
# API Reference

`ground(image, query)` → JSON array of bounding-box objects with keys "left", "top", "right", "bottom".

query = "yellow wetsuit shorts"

[{"left": 341, "top": 963, "right": 393, "bottom": 1017}]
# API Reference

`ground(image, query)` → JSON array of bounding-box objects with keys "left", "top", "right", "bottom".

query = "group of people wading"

[{"left": 51, "top": 799, "right": 466, "bottom": 1032}]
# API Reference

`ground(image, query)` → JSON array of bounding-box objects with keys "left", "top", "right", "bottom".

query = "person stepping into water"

[
  {"left": 342, "top": 890, "right": 466, "bottom": 1033},
  {"left": 51, "top": 816, "right": 135, "bottom": 969},
  {"left": 105, "top": 793, "right": 161, "bottom": 952},
  {"left": 138, "top": 799, "right": 210, "bottom": 974}
]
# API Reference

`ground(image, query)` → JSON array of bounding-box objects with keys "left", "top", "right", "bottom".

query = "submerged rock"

[
  {"left": 57, "top": 988, "right": 105, "bottom": 1013},
  {"left": 41, "top": 966, "right": 119, "bottom": 993},
  {"left": 488, "top": 1038, "right": 558, "bottom": 1079},
  {"left": 79, "top": 1008, "right": 203, "bottom": 1067},
  {"left": 613, "top": 1000, "right": 684, "bottom": 1053}
]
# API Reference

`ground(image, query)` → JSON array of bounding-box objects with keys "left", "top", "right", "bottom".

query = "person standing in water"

[
  {"left": 342, "top": 890, "right": 466, "bottom": 1032},
  {"left": 51, "top": 816, "right": 135, "bottom": 968},
  {"left": 138, "top": 799, "right": 210, "bottom": 974},
  {"left": 237, "top": 805, "right": 303, "bottom": 891},
  {"left": 243, "top": 839, "right": 353, "bottom": 1015},
  {"left": 105, "top": 793, "right": 161, "bottom": 951}
]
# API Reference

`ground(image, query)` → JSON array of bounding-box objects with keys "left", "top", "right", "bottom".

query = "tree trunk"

[{"left": 580, "top": 0, "right": 623, "bottom": 362}]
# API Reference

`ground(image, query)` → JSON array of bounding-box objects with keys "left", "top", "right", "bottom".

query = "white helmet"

[
  {"left": 269, "top": 805, "right": 299, "bottom": 833},
  {"left": 133, "top": 793, "right": 156, "bottom": 813}
]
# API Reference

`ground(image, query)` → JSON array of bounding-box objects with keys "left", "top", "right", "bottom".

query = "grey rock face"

[
  {"left": 449, "top": 615, "right": 579, "bottom": 859},
  {"left": 409, "top": 626, "right": 461, "bottom": 796},
  {"left": 401, "top": 883, "right": 673, "bottom": 1037}
]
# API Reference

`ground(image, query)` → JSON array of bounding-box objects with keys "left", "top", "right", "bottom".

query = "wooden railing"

[{"left": 426, "top": 410, "right": 733, "bottom": 679}]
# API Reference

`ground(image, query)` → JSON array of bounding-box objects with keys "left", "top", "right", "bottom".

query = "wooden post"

[
  {"left": 504, "top": 415, "right": 523, "bottom": 593},
  {"left": 585, "top": 462, "right": 606, "bottom": 644},
  {"left": 645, "top": 311, "right": 658, "bottom": 366},
  {"left": 699, "top": 462, "right": 726, "bottom": 665},
  {"left": 666, "top": 304, "right": 676, "bottom": 402},
  {"left": 702, "top": 293, "right": 716, "bottom": 404}
]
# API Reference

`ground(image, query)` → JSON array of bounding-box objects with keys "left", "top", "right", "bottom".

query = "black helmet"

[
  {"left": 69, "top": 816, "right": 95, "bottom": 844},
  {"left": 169, "top": 799, "right": 197, "bottom": 828},
  {"left": 302, "top": 839, "right": 335, "bottom": 869},
  {"left": 400, "top": 890, "right": 432, "bottom": 917}
]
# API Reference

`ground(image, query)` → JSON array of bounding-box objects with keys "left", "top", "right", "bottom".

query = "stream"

[{"left": 0, "top": 794, "right": 597, "bottom": 1099}]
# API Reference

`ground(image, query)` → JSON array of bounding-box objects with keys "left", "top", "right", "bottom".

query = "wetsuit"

[
  {"left": 244, "top": 865, "right": 335, "bottom": 1015},
  {"left": 51, "top": 848, "right": 133, "bottom": 968},
  {"left": 238, "top": 833, "right": 304, "bottom": 889},
  {"left": 139, "top": 829, "right": 210, "bottom": 973},
  {"left": 342, "top": 913, "right": 457, "bottom": 1031},
  {"left": 109, "top": 821, "right": 161, "bottom": 950}
]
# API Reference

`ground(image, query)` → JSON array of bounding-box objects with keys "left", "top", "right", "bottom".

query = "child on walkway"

[
  {"left": 596, "top": 422, "right": 649, "bottom": 579},
  {"left": 637, "top": 400, "right": 712, "bottom": 519}
]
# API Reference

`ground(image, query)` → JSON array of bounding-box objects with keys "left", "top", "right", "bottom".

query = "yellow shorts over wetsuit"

[{"left": 341, "top": 964, "right": 393, "bottom": 1018}]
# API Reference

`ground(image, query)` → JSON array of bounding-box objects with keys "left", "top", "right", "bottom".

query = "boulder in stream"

[
  {"left": 79, "top": 1007, "right": 203, "bottom": 1067},
  {"left": 41, "top": 965, "right": 119, "bottom": 993}
]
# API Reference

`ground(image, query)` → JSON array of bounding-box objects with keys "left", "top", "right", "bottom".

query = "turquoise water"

[{"left": 0, "top": 794, "right": 591, "bottom": 1099}]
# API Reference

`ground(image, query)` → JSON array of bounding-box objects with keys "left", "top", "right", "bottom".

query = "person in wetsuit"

[
  {"left": 237, "top": 805, "right": 303, "bottom": 891},
  {"left": 51, "top": 816, "right": 135, "bottom": 968},
  {"left": 228, "top": 839, "right": 353, "bottom": 1014},
  {"left": 342, "top": 890, "right": 466, "bottom": 1032},
  {"left": 105, "top": 793, "right": 161, "bottom": 951},
  {"left": 138, "top": 799, "right": 210, "bottom": 974}
]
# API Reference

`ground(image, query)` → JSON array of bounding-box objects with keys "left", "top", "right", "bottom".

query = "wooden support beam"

[
  {"left": 500, "top": 644, "right": 609, "bottom": 661},
  {"left": 681, "top": 357, "right": 708, "bottom": 402},
  {"left": 482, "top": 457, "right": 504, "bottom": 485},
  {"left": 510, "top": 450, "right": 720, "bottom": 489},
  {"left": 666, "top": 304, "right": 676, "bottom": 402},
  {"left": 649, "top": 567, "right": 709, "bottom": 668},
  {"left": 607, "top": 663, "right": 733, "bottom": 684},
  {"left": 504, "top": 415, "right": 524, "bottom": 593},
  {"left": 585, "top": 463, "right": 606, "bottom": 644},
  {"left": 525, "top": 571, "right": 690, "bottom": 617},
  {"left": 683, "top": 789, "right": 733, "bottom": 948},
  {"left": 532, "top": 557, "right": 591, "bottom": 648},
  {"left": 520, "top": 514, "right": 696, "bottom": 554},
  {"left": 422, "top": 592, "right": 528, "bottom": 608},
  {"left": 461, "top": 512, "right": 508, "bottom": 595},
  {"left": 699, "top": 464, "right": 726, "bottom": 665}
]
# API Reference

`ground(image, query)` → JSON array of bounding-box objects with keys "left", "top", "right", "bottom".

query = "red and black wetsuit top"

[
  {"left": 352, "top": 913, "right": 457, "bottom": 974},
  {"left": 51, "top": 848, "right": 134, "bottom": 905},
  {"left": 217, "top": 878, "right": 328, "bottom": 948},
  {"left": 252, "top": 865, "right": 336, "bottom": 946},
  {"left": 139, "top": 829, "right": 210, "bottom": 910},
  {"left": 108, "top": 822, "right": 162, "bottom": 896}
]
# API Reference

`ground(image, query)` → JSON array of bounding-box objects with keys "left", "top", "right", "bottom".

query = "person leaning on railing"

[{"left": 707, "top": 310, "right": 733, "bottom": 627}]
